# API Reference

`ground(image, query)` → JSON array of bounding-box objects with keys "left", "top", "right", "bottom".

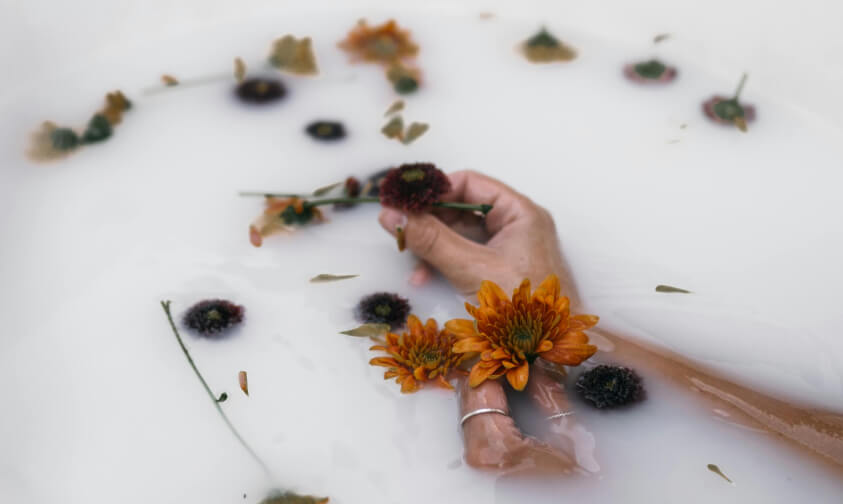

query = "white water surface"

[{"left": 1, "top": 2, "right": 842, "bottom": 503}]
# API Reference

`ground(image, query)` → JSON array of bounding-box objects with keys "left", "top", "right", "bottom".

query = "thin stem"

[
  {"left": 733, "top": 73, "right": 748, "bottom": 99},
  {"left": 239, "top": 193, "right": 493, "bottom": 214},
  {"left": 306, "top": 197, "right": 380, "bottom": 206},
  {"left": 434, "top": 201, "right": 493, "bottom": 215},
  {"left": 238, "top": 191, "right": 307, "bottom": 198},
  {"left": 142, "top": 72, "right": 232, "bottom": 96},
  {"left": 160, "top": 300, "right": 271, "bottom": 478}
]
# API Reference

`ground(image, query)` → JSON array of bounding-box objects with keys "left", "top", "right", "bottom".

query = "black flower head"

[
  {"left": 575, "top": 364, "right": 644, "bottom": 409},
  {"left": 236, "top": 77, "right": 287, "bottom": 104},
  {"left": 305, "top": 120, "right": 346, "bottom": 141},
  {"left": 183, "top": 299, "right": 244, "bottom": 337},
  {"left": 356, "top": 292, "right": 411, "bottom": 329},
  {"left": 379, "top": 163, "right": 451, "bottom": 212}
]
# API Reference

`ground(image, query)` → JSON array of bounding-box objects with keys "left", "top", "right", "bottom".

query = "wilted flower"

[
  {"left": 623, "top": 59, "right": 677, "bottom": 83},
  {"left": 249, "top": 197, "right": 324, "bottom": 247},
  {"left": 305, "top": 120, "right": 346, "bottom": 141},
  {"left": 522, "top": 28, "right": 577, "bottom": 63},
  {"left": 339, "top": 19, "right": 419, "bottom": 64},
  {"left": 182, "top": 299, "right": 244, "bottom": 337},
  {"left": 379, "top": 163, "right": 451, "bottom": 212},
  {"left": 236, "top": 77, "right": 287, "bottom": 104},
  {"left": 702, "top": 73, "right": 755, "bottom": 132},
  {"left": 575, "top": 364, "right": 644, "bottom": 409},
  {"left": 356, "top": 292, "right": 411, "bottom": 329}
]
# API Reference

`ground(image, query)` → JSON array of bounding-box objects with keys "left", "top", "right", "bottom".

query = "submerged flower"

[
  {"left": 339, "top": 19, "right": 419, "bottom": 64},
  {"left": 236, "top": 77, "right": 287, "bottom": 104},
  {"left": 305, "top": 120, "right": 346, "bottom": 141},
  {"left": 575, "top": 364, "right": 644, "bottom": 409},
  {"left": 249, "top": 197, "right": 324, "bottom": 247},
  {"left": 356, "top": 292, "right": 411, "bottom": 329},
  {"left": 702, "top": 73, "right": 755, "bottom": 132},
  {"left": 261, "top": 490, "right": 329, "bottom": 504},
  {"left": 522, "top": 28, "right": 577, "bottom": 63},
  {"left": 183, "top": 299, "right": 244, "bottom": 337},
  {"left": 447, "top": 275, "right": 598, "bottom": 391},
  {"left": 623, "top": 59, "right": 677, "bottom": 83},
  {"left": 379, "top": 163, "right": 451, "bottom": 212},
  {"left": 370, "top": 315, "right": 467, "bottom": 393}
]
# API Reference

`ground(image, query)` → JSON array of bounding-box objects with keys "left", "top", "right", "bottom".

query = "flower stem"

[
  {"left": 239, "top": 193, "right": 493, "bottom": 215},
  {"left": 733, "top": 73, "right": 748, "bottom": 99},
  {"left": 160, "top": 300, "right": 271, "bottom": 478},
  {"left": 142, "top": 72, "right": 232, "bottom": 96}
]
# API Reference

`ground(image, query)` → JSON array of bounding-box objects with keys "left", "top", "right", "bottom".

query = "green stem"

[
  {"left": 733, "top": 73, "right": 748, "bottom": 100},
  {"left": 240, "top": 193, "right": 493, "bottom": 215},
  {"left": 160, "top": 300, "right": 271, "bottom": 478}
]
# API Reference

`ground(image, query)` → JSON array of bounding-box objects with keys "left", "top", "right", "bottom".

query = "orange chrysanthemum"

[
  {"left": 338, "top": 19, "right": 419, "bottom": 64},
  {"left": 446, "top": 275, "right": 598, "bottom": 391},
  {"left": 369, "top": 315, "right": 467, "bottom": 393},
  {"left": 249, "top": 197, "right": 324, "bottom": 247}
]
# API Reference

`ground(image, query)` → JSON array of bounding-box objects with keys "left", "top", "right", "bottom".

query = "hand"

[{"left": 378, "top": 170, "right": 575, "bottom": 297}]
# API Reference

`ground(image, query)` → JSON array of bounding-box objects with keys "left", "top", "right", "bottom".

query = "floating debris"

[
  {"left": 311, "top": 181, "right": 343, "bottom": 196},
  {"left": 386, "top": 63, "right": 420, "bottom": 94},
  {"left": 333, "top": 177, "right": 361, "bottom": 210},
  {"left": 261, "top": 490, "right": 329, "bottom": 504},
  {"left": 161, "top": 74, "right": 179, "bottom": 86},
  {"left": 340, "top": 323, "right": 391, "bottom": 338},
  {"left": 655, "top": 284, "right": 691, "bottom": 293},
  {"left": 239, "top": 370, "right": 249, "bottom": 396},
  {"left": 624, "top": 59, "right": 677, "bottom": 84},
  {"left": 703, "top": 73, "right": 755, "bottom": 132},
  {"left": 236, "top": 77, "right": 287, "bottom": 104},
  {"left": 575, "top": 365, "right": 644, "bottom": 409},
  {"left": 269, "top": 35, "right": 318, "bottom": 75},
  {"left": 402, "top": 122, "right": 429, "bottom": 144},
  {"left": 305, "top": 121, "right": 346, "bottom": 141},
  {"left": 380, "top": 111, "right": 429, "bottom": 145},
  {"left": 27, "top": 90, "right": 132, "bottom": 162},
  {"left": 707, "top": 464, "right": 734, "bottom": 484},
  {"left": 522, "top": 27, "right": 577, "bottom": 63},
  {"left": 183, "top": 299, "right": 245, "bottom": 337},
  {"left": 339, "top": 19, "right": 422, "bottom": 94},
  {"left": 381, "top": 116, "right": 404, "bottom": 139},
  {"left": 234, "top": 58, "right": 247, "bottom": 82},
  {"left": 249, "top": 197, "right": 324, "bottom": 247},
  {"left": 384, "top": 100, "right": 405, "bottom": 116},
  {"left": 653, "top": 33, "right": 671, "bottom": 44},
  {"left": 356, "top": 292, "right": 411, "bottom": 329},
  {"left": 216, "top": 392, "right": 228, "bottom": 403},
  {"left": 309, "top": 274, "right": 359, "bottom": 283}
]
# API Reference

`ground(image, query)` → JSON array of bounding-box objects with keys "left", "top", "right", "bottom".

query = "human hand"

[{"left": 378, "top": 170, "right": 576, "bottom": 297}]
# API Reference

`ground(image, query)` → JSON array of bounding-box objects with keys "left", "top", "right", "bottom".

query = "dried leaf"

[
  {"left": 707, "top": 464, "right": 733, "bottom": 483},
  {"left": 653, "top": 33, "right": 671, "bottom": 44},
  {"left": 216, "top": 392, "right": 228, "bottom": 403},
  {"left": 312, "top": 181, "right": 343, "bottom": 196},
  {"left": 269, "top": 35, "right": 318, "bottom": 75},
  {"left": 161, "top": 74, "right": 179, "bottom": 86},
  {"left": 384, "top": 100, "right": 405, "bottom": 117},
  {"left": 340, "top": 323, "right": 391, "bottom": 337},
  {"left": 396, "top": 225, "right": 406, "bottom": 252},
  {"left": 234, "top": 58, "right": 246, "bottom": 82},
  {"left": 401, "top": 122, "right": 429, "bottom": 144},
  {"left": 239, "top": 371, "right": 249, "bottom": 396},
  {"left": 309, "top": 274, "right": 359, "bottom": 283},
  {"left": 733, "top": 116, "right": 748, "bottom": 132},
  {"left": 655, "top": 284, "right": 691, "bottom": 293},
  {"left": 381, "top": 116, "right": 404, "bottom": 139}
]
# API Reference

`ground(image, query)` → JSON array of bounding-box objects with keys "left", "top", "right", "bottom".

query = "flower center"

[
  {"left": 206, "top": 309, "right": 222, "bottom": 321},
  {"left": 508, "top": 322, "right": 542, "bottom": 357},
  {"left": 374, "top": 303, "right": 392, "bottom": 317},
  {"left": 400, "top": 168, "right": 426, "bottom": 182},
  {"left": 420, "top": 350, "right": 441, "bottom": 366}
]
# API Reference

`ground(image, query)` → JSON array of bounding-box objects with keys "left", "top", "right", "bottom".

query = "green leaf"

[
  {"left": 402, "top": 122, "right": 429, "bottom": 144},
  {"left": 312, "top": 182, "right": 342, "bottom": 196},
  {"left": 309, "top": 274, "right": 359, "bottom": 283},
  {"left": 707, "top": 464, "right": 733, "bottom": 483},
  {"left": 81, "top": 114, "right": 112, "bottom": 144},
  {"left": 384, "top": 100, "right": 405, "bottom": 116},
  {"left": 634, "top": 60, "right": 667, "bottom": 79},
  {"left": 655, "top": 284, "right": 691, "bottom": 293},
  {"left": 50, "top": 128, "right": 80, "bottom": 151},
  {"left": 340, "top": 323, "right": 391, "bottom": 337}
]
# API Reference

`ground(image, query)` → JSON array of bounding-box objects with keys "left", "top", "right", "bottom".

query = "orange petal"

[
  {"left": 533, "top": 274, "right": 560, "bottom": 301},
  {"left": 468, "top": 361, "right": 502, "bottom": 388},
  {"left": 424, "top": 318, "right": 439, "bottom": 335},
  {"left": 400, "top": 375, "right": 418, "bottom": 393},
  {"left": 384, "top": 370, "right": 399, "bottom": 379},
  {"left": 478, "top": 280, "right": 509, "bottom": 308},
  {"left": 560, "top": 330, "right": 589, "bottom": 345},
  {"left": 407, "top": 315, "right": 424, "bottom": 337},
  {"left": 490, "top": 347, "right": 510, "bottom": 360},
  {"left": 537, "top": 339, "right": 554, "bottom": 352},
  {"left": 436, "top": 375, "right": 455, "bottom": 390},
  {"left": 506, "top": 361, "right": 530, "bottom": 391},
  {"left": 369, "top": 357, "right": 400, "bottom": 368},
  {"left": 452, "top": 337, "right": 490, "bottom": 354},
  {"left": 445, "top": 319, "right": 477, "bottom": 338},
  {"left": 513, "top": 278, "right": 531, "bottom": 305},
  {"left": 413, "top": 366, "right": 427, "bottom": 381},
  {"left": 249, "top": 226, "right": 263, "bottom": 247},
  {"left": 541, "top": 342, "right": 598, "bottom": 366},
  {"left": 570, "top": 314, "right": 599, "bottom": 330}
]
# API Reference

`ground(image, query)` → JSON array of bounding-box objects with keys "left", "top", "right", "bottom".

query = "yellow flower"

[
  {"left": 446, "top": 275, "right": 598, "bottom": 391},
  {"left": 369, "top": 315, "right": 467, "bottom": 393}
]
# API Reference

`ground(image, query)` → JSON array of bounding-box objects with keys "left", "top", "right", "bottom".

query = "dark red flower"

[
  {"left": 183, "top": 299, "right": 244, "bottom": 338},
  {"left": 379, "top": 163, "right": 451, "bottom": 212},
  {"left": 356, "top": 292, "right": 411, "bottom": 329},
  {"left": 575, "top": 364, "right": 644, "bottom": 409},
  {"left": 623, "top": 60, "right": 677, "bottom": 84},
  {"left": 236, "top": 78, "right": 287, "bottom": 104},
  {"left": 702, "top": 96, "right": 756, "bottom": 130},
  {"left": 334, "top": 176, "right": 362, "bottom": 210}
]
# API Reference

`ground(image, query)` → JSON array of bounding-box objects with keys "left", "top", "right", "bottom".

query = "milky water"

[{"left": 1, "top": 6, "right": 842, "bottom": 504}]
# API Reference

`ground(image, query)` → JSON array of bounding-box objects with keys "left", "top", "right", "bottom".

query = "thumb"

[{"left": 379, "top": 207, "right": 495, "bottom": 280}]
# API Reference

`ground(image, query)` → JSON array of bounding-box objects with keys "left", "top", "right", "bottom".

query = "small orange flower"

[
  {"left": 447, "top": 275, "right": 598, "bottom": 391},
  {"left": 249, "top": 197, "right": 323, "bottom": 247},
  {"left": 369, "top": 315, "right": 467, "bottom": 393},
  {"left": 339, "top": 19, "right": 419, "bottom": 64}
]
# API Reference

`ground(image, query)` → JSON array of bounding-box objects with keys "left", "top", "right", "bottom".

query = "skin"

[{"left": 378, "top": 170, "right": 843, "bottom": 474}]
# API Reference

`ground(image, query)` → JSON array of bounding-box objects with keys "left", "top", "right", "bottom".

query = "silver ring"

[
  {"left": 546, "top": 410, "right": 575, "bottom": 420},
  {"left": 460, "top": 408, "right": 508, "bottom": 428}
]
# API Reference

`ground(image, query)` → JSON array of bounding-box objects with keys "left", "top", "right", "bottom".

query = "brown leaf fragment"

[
  {"left": 707, "top": 464, "right": 733, "bottom": 483},
  {"left": 653, "top": 33, "right": 671, "bottom": 44},
  {"left": 311, "top": 181, "right": 343, "bottom": 196},
  {"left": 161, "top": 74, "right": 179, "bottom": 86},
  {"left": 655, "top": 284, "right": 691, "bottom": 293},
  {"left": 401, "top": 122, "right": 428, "bottom": 144},
  {"left": 309, "top": 274, "right": 359, "bottom": 283},
  {"left": 381, "top": 116, "right": 404, "bottom": 139},
  {"left": 234, "top": 58, "right": 247, "bottom": 82},
  {"left": 339, "top": 323, "right": 391, "bottom": 337},
  {"left": 384, "top": 99, "right": 405, "bottom": 116},
  {"left": 238, "top": 371, "right": 249, "bottom": 396}
]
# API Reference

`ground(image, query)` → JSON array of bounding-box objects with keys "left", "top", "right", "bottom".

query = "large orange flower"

[
  {"left": 446, "top": 275, "right": 598, "bottom": 391},
  {"left": 369, "top": 315, "right": 467, "bottom": 393}
]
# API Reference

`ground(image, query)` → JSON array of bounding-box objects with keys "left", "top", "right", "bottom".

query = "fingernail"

[{"left": 380, "top": 207, "right": 407, "bottom": 234}]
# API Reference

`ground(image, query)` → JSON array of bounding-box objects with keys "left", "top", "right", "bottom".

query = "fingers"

[
  {"left": 379, "top": 207, "right": 500, "bottom": 292},
  {"left": 439, "top": 170, "right": 534, "bottom": 235}
]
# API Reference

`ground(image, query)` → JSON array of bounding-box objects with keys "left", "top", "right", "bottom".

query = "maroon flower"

[
  {"left": 379, "top": 163, "right": 451, "bottom": 212},
  {"left": 183, "top": 299, "right": 244, "bottom": 337},
  {"left": 356, "top": 292, "right": 411, "bottom": 330},
  {"left": 334, "top": 176, "right": 362, "bottom": 210},
  {"left": 623, "top": 60, "right": 677, "bottom": 84}
]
